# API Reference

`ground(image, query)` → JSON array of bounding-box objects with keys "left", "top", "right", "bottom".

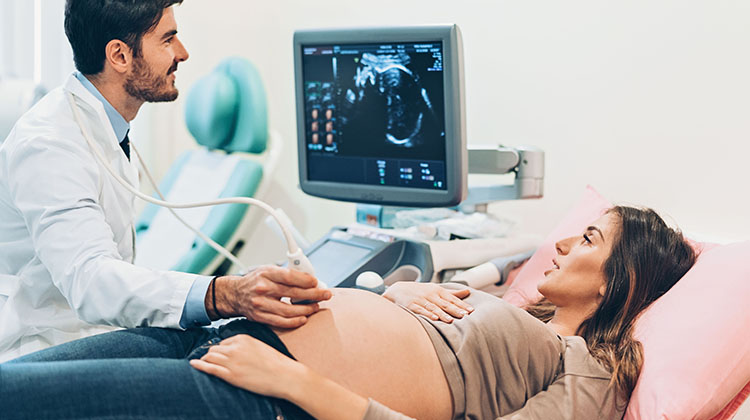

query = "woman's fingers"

[
  {"left": 431, "top": 299, "right": 466, "bottom": 319},
  {"left": 190, "top": 359, "right": 233, "bottom": 380},
  {"left": 407, "top": 302, "right": 443, "bottom": 321},
  {"left": 202, "top": 348, "right": 231, "bottom": 364},
  {"left": 416, "top": 290, "right": 473, "bottom": 321},
  {"left": 442, "top": 290, "right": 474, "bottom": 312},
  {"left": 450, "top": 288, "right": 471, "bottom": 299},
  {"left": 422, "top": 300, "right": 454, "bottom": 323},
  {"left": 390, "top": 284, "right": 476, "bottom": 324}
]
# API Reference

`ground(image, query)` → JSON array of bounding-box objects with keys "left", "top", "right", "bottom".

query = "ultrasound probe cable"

[{"left": 66, "top": 91, "right": 316, "bottom": 277}]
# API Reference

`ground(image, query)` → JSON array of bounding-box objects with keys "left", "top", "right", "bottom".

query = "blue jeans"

[{"left": 0, "top": 320, "right": 314, "bottom": 420}]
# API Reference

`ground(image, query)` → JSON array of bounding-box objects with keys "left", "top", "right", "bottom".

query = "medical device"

[
  {"left": 65, "top": 91, "right": 316, "bottom": 277},
  {"left": 291, "top": 24, "right": 545, "bottom": 289},
  {"left": 294, "top": 24, "right": 467, "bottom": 208}
]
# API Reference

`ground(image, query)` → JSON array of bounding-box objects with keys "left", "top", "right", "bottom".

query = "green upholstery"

[
  {"left": 184, "top": 58, "right": 268, "bottom": 153},
  {"left": 171, "top": 159, "right": 263, "bottom": 274},
  {"left": 183, "top": 72, "right": 239, "bottom": 150}
]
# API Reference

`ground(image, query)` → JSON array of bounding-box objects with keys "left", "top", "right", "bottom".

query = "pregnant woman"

[{"left": 0, "top": 206, "right": 695, "bottom": 420}]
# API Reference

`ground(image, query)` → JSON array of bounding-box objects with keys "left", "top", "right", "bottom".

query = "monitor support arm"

[{"left": 460, "top": 145, "right": 545, "bottom": 211}]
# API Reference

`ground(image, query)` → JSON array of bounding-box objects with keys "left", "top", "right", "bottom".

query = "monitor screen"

[
  {"left": 294, "top": 25, "right": 466, "bottom": 207},
  {"left": 302, "top": 41, "right": 447, "bottom": 190}
]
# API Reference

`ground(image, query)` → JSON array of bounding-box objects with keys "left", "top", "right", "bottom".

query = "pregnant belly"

[{"left": 273, "top": 288, "right": 453, "bottom": 420}]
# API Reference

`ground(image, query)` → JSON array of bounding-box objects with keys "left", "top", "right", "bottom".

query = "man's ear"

[{"left": 104, "top": 39, "right": 132, "bottom": 75}]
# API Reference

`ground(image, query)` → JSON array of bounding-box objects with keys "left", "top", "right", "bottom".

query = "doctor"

[{"left": 0, "top": 0, "right": 330, "bottom": 362}]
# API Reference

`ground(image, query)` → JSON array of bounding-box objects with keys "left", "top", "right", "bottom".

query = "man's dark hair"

[{"left": 64, "top": 0, "right": 183, "bottom": 75}]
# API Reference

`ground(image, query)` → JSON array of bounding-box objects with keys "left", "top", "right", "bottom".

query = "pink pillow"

[
  {"left": 711, "top": 383, "right": 750, "bottom": 420},
  {"left": 627, "top": 241, "right": 750, "bottom": 419},
  {"left": 502, "top": 185, "right": 750, "bottom": 419}
]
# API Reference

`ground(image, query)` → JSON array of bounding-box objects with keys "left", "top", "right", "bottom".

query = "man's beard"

[{"left": 124, "top": 57, "right": 179, "bottom": 102}]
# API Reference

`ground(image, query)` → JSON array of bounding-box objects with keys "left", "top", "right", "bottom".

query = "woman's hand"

[
  {"left": 191, "top": 335, "right": 371, "bottom": 420},
  {"left": 189, "top": 334, "right": 303, "bottom": 400},
  {"left": 383, "top": 282, "right": 474, "bottom": 323}
]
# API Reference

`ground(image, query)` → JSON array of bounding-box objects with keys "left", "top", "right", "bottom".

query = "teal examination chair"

[{"left": 134, "top": 57, "right": 280, "bottom": 276}]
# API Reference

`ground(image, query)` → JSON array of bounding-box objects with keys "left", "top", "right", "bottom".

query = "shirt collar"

[{"left": 74, "top": 72, "right": 130, "bottom": 144}]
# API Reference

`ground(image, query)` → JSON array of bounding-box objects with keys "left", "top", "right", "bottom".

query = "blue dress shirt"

[{"left": 74, "top": 72, "right": 212, "bottom": 328}]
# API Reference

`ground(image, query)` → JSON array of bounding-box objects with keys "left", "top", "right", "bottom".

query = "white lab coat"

[{"left": 0, "top": 74, "right": 201, "bottom": 362}]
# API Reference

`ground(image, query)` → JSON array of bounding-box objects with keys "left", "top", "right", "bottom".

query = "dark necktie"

[{"left": 120, "top": 131, "right": 130, "bottom": 161}]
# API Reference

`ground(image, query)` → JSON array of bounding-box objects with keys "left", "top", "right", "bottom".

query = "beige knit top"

[{"left": 362, "top": 284, "right": 624, "bottom": 419}]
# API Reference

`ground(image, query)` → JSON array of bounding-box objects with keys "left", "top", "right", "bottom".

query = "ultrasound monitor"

[{"left": 294, "top": 25, "right": 467, "bottom": 207}]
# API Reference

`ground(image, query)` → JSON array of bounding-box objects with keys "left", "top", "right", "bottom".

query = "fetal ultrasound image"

[
  {"left": 303, "top": 44, "right": 448, "bottom": 188},
  {"left": 335, "top": 51, "right": 445, "bottom": 161},
  {"left": 303, "top": 43, "right": 446, "bottom": 161}
]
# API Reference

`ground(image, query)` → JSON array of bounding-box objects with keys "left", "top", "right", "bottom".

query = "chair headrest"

[{"left": 184, "top": 57, "right": 268, "bottom": 154}]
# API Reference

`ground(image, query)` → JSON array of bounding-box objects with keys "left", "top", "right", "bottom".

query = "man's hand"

[
  {"left": 383, "top": 281, "right": 474, "bottom": 323},
  {"left": 207, "top": 266, "right": 332, "bottom": 328}
]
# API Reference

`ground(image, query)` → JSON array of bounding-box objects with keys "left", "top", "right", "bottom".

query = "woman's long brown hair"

[{"left": 525, "top": 206, "right": 696, "bottom": 404}]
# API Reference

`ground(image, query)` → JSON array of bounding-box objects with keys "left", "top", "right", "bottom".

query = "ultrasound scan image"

[
  {"left": 302, "top": 41, "right": 448, "bottom": 189},
  {"left": 343, "top": 52, "right": 441, "bottom": 150},
  {"left": 303, "top": 42, "right": 446, "bottom": 162}
]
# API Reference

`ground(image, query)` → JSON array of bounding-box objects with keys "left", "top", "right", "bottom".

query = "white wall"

[
  {"left": 0, "top": 0, "right": 35, "bottom": 79},
  {"left": 0, "top": 0, "right": 73, "bottom": 88},
  {"left": 36, "top": 0, "right": 73, "bottom": 89},
  {"left": 148, "top": 0, "right": 749, "bottom": 264}
]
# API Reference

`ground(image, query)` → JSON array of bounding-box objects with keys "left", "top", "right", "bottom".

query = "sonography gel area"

[{"left": 302, "top": 41, "right": 447, "bottom": 190}]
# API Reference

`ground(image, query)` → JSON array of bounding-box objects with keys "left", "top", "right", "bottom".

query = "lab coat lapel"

[
  {"left": 64, "top": 74, "right": 140, "bottom": 189},
  {"left": 64, "top": 74, "right": 140, "bottom": 261}
]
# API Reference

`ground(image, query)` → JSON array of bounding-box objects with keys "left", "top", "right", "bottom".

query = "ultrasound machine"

[{"left": 292, "top": 24, "right": 545, "bottom": 289}]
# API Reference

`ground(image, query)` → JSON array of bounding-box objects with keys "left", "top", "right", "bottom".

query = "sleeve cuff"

[
  {"left": 490, "top": 249, "right": 535, "bottom": 285},
  {"left": 179, "top": 275, "right": 213, "bottom": 328}
]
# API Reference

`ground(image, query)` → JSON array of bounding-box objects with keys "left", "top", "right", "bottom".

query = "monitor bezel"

[{"left": 293, "top": 24, "right": 467, "bottom": 207}]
